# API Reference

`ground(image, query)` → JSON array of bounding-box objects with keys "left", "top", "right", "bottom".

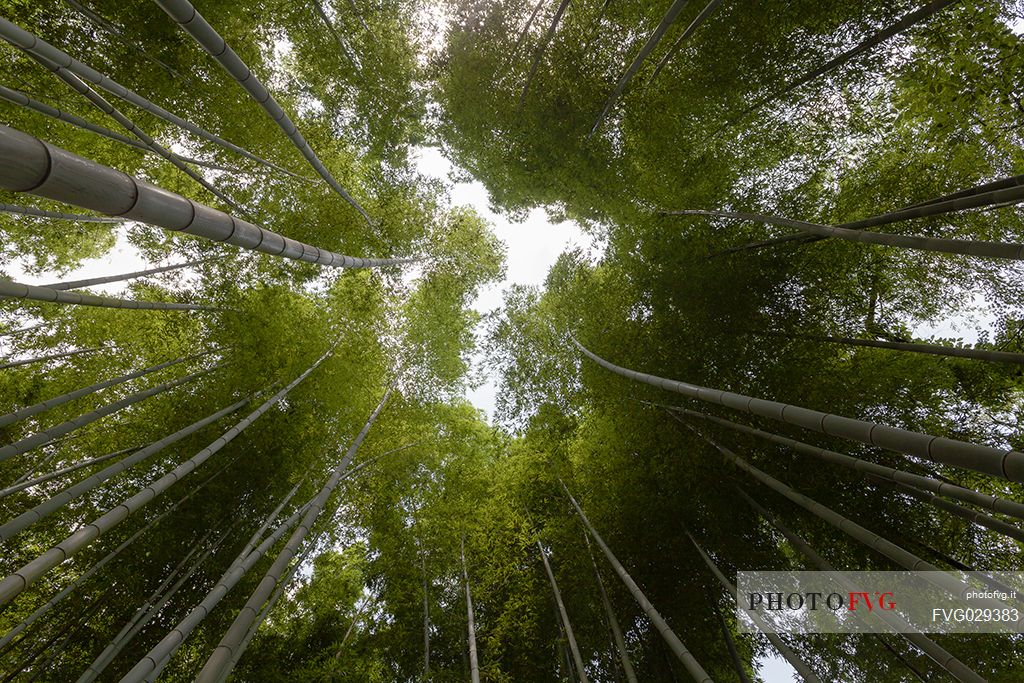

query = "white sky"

[{"left": 411, "top": 146, "right": 604, "bottom": 422}]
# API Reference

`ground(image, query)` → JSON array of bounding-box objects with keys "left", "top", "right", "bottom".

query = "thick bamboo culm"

[
  {"left": 669, "top": 405, "right": 1024, "bottom": 521},
  {"left": 574, "top": 338, "right": 1024, "bottom": 481},
  {"left": 0, "top": 125, "right": 416, "bottom": 268}
]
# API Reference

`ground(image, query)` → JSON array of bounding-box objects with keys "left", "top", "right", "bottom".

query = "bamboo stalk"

[
  {"left": 573, "top": 338, "right": 1024, "bottom": 481},
  {"left": 1, "top": 350, "right": 189, "bottom": 431},
  {"left": 0, "top": 364, "right": 219, "bottom": 464},
  {"left": 668, "top": 405, "right": 1024, "bottom": 521},
  {"left": 562, "top": 480, "right": 714, "bottom": 682},
  {"left": 538, "top": 540, "right": 590, "bottom": 682},
  {"left": 153, "top": 0, "right": 372, "bottom": 224},
  {"left": 736, "top": 487, "right": 987, "bottom": 683},
  {"left": 0, "top": 202, "right": 124, "bottom": 223},
  {"left": 0, "top": 346, "right": 102, "bottom": 371},
  {"left": 667, "top": 206, "right": 1024, "bottom": 260},
  {"left": 117, "top": 497, "right": 316, "bottom": 683},
  {"left": 0, "top": 444, "right": 140, "bottom": 500},
  {"left": 195, "top": 379, "right": 398, "bottom": 682},
  {"left": 0, "top": 85, "right": 263, "bottom": 174},
  {"left": 0, "top": 350, "right": 329, "bottom": 607},
  {"left": 0, "top": 463, "right": 230, "bottom": 653},
  {"left": 42, "top": 259, "right": 213, "bottom": 291},
  {"left": 646, "top": 0, "right": 724, "bottom": 86},
  {"left": 589, "top": 0, "right": 692, "bottom": 137},
  {"left": 687, "top": 532, "right": 822, "bottom": 682},
  {"left": 0, "top": 18, "right": 302, "bottom": 177},
  {"left": 0, "top": 396, "right": 247, "bottom": 541},
  {"left": 0, "top": 279, "right": 222, "bottom": 312},
  {"left": 0, "top": 124, "right": 417, "bottom": 269}
]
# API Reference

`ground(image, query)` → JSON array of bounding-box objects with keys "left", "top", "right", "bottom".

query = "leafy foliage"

[{"left": 1, "top": 0, "right": 1023, "bottom": 682}]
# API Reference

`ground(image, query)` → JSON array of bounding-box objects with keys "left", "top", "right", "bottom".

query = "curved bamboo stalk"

[
  {"left": 0, "top": 396, "right": 248, "bottom": 542},
  {"left": 725, "top": 0, "right": 959, "bottom": 127},
  {"left": 0, "top": 444, "right": 140, "bottom": 500},
  {"left": 0, "top": 463, "right": 229, "bottom": 654},
  {"left": 538, "top": 540, "right": 589, "bottom": 683},
  {"left": 686, "top": 532, "right": 822, "bottom": 683},
  {"left": 519, "top": 0, "right": 572, "bottom": 105},
  {"left": 904, "top": 173, "right": 1024, "bottom": 210},
  {"left": 646, "top": 0, "right": 724, "bottom": 86},
  {"left": 572, "top": 338, "right": 1024, "bottom": 481},
  {"left": 866, "top": 474, "right": 1024, "bottom": 545},
  {"left": 0, "top": 353, "right": 201, "bottom": 429},
  {"left": 0, "top": 364, "right": 218, "bottom": 464},
  {"left": 736, "top": 488, "right": 987, "bottom": 683},
  {"left": 153, "top": 0, "right": 372, "bottom": 224},
  {"left": 0, "top": 18, "right": 301, "bottom": 177},
  {"left": 0, "top": 279, "right": 222, "bottom": 312},
  {"left": 28, "top": 51, "right": 254, "bottom": 219},
  {"left": 461, "top": 535, "right": 482, "bottom": 683},
  {"left": 669, "top": 405, "right": 1024, "bottom": 521},
  {"left": 0, "top": 202, "right": 123, "bottom": 223},
  {"left": 117, "top": 497, "right": 315, "bottom": 683},
  {"left": 195, "top": 379, "right": 398, "bottom": 682},
  {"left": 582, "top": 528, "right": 637, "bottom": 683},
  {"left": 685, "top": 175, "right": 1024, "bottom": 258},
  {"left": 42, "top": 259, "right": 212, "bottom": 291},
  {"left": 752, "top": 330, "right": 1024, "bottom": 365},
  {"left": 61, "top": 0, "right": 188, "bottom": 82},
  {"left": 0, "top": 124, "right": 417, "bottom": 269},
  {"left": 0, "top": 346, "right": 101, "bottom": 371},
  {"left": 0, "top": 85, "right": 263, "bottom": 174},
  {"left": 667, "top": 207, "right": 1024, "bottom": 259},
  {"left": 0, "top": 349, "right": 330, "bottom": 608},
  {"left": 561, "top": 480, "right": 714, "bottom": 682},
  {"left": 688, "top": 426, "right": 1004, "bottom": 613},
  {"left": 588, "top": 0, "right": 692, "bottom": 138}
]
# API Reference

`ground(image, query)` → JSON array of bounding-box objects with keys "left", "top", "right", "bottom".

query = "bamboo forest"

[{"left": 1, "top": 0, "right": 1023, "bottom": 680}]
